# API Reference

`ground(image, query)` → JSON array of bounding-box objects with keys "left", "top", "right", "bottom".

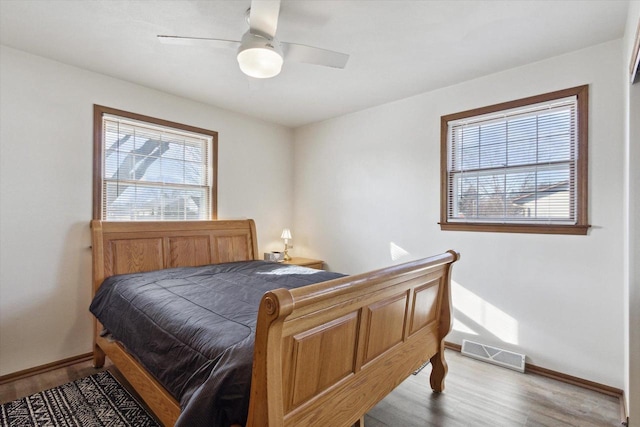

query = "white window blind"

[
  {"left": 101, "top": 114, "right": 213, "bottom": 221},
  {"left": 446, "top": 96, "right": 578, "bottom": 224}
]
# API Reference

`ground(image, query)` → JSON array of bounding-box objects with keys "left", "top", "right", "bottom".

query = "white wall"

[
  {"left": 0, "top": 46, "right": 293, "bottom": 376},
  {"left": 293, "top": 40, "right": 625, "bottom": 387},
  {"left": 623, "top": 2, "right": 640, "bottom": 423}
]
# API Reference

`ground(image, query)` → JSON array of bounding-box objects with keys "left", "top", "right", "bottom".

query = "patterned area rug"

[{"left": 0, "top": 371, "right": 159, "bottom": 426}]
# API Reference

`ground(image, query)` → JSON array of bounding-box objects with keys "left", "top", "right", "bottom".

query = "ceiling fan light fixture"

[{"left": 237, "top": 32, "right": 283, "bottom": 78}]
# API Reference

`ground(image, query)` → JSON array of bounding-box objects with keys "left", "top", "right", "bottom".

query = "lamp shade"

[
  {"left": 237, "top": 31, "right": 283, "bottom": 79},
  {"left": 281, "top": 228, "right": 292, "bottom": 240}
]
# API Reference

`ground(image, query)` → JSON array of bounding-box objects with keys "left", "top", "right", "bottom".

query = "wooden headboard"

[{"left": 90, "top": 219, "right": 259, "bottom": 294}]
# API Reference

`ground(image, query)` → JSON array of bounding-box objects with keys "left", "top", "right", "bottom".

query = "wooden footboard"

[{"left": 247, "top": 251, "right": 458, "bottom": 427}]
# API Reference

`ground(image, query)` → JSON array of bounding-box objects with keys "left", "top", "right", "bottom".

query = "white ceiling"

[{"left": 0, "top": 0, "right": 630, "bottom": 128}]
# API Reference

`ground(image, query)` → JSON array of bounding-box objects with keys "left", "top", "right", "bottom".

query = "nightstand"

[{"left": 282, "top": 257, "right": 324, "bottom": 270}]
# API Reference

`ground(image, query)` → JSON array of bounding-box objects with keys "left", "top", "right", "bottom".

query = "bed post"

[
  {"left": 246, "top": 288, "right": 294, "bottom": 427},
  {"left": 91, "top": 220, "right": 106, "bottom": 368},
  {"left": 248, "top": 219, "right": 259, "bottom": 260},
  {"left": 429, "top": 250, "right": 459, "bottom": 392},
  {"left": 93, "top": 343, "right": 106, "bottom": 368}
]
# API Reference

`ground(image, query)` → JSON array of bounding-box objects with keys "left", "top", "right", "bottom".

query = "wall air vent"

[{"left": 461, "top": 339, "right": 525, "bottom": 373}]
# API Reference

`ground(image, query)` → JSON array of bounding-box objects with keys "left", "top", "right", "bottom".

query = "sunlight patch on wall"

[
  {"left": 452, "top": 280, "right": 519, "bottom": 345},
  {"left": 452, "top": 318, "right": 478, "bottom": 335},
  {"left": 389, "top": 242, "right": 410, "bottom": 261}
]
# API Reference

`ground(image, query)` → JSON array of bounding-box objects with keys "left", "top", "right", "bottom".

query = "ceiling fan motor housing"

[{"left": 237, "top": 31, "right": 284, "bottom": 78}]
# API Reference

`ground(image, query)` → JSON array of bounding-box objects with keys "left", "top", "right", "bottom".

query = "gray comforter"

[{"left": 89, "top": 260, "right": 344, "bottom": 426}]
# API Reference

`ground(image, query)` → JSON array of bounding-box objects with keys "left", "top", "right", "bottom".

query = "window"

[
  {"left": 93, "top": 105, "right": 217, "bottom": 221},
  {"left": 440, "top": 86, "right": 589, "bottom": 235}
]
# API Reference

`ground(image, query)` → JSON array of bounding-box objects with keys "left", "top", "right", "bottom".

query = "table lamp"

[{"left": 281, "top": 228, "right": 292, "bottom": 261}]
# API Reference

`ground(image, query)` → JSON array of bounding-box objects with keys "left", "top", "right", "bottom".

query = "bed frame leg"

[
  {"left": 93, "top": 345, "right": 106, "bottom": 368},
  {"left": 429, "top": 344, "right": 448, "bottom": 392},
  {"left": 353, "top": 416, "right": 365, "bottom": 427}
]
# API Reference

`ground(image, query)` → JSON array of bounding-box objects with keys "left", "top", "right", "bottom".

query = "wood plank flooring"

[
  {"left": 365, "top": 351, "right": 620, "bottom": 427},
  {"left": 0, "top": 350, "right": 620, "bottom": 426}
]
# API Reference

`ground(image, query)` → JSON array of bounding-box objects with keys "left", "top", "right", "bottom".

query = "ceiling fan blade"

[
  {"left": 249, "top": 0, "right": 281, "bottom": 38},
  {"left": 282, "top": 42, "right": 349, "bottom": 69},
  {"left": 157, "top": 35, "right": 240, "bottom": 50}
]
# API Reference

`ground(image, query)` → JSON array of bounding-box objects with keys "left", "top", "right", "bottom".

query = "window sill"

[{"left": 439, "top": 222, "right": 590, "bottom": 235}]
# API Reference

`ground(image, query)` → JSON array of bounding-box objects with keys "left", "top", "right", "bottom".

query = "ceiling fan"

[{"left": 157, "top": 0, "right": 349, "bottom": 79}]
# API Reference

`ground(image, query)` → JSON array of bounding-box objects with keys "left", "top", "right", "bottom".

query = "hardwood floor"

[
  {"left": 365, "top": 351, "right": 620, "bottom": 427},
  {"left": 0, "top": 350, "right": 620, "bottom": 426}
]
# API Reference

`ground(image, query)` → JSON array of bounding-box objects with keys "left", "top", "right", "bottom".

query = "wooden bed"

[{"left": 90, "top": 219, "right": 458, "bottom": 427}]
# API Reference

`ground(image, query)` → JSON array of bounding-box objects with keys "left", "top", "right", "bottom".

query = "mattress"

[{"left": 89, "top": 260, "right": 344, "bottom": 426}]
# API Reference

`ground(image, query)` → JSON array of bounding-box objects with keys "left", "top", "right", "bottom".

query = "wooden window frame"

[
  {"left": 93, "top": 105, "right": 218, "bottom": 220},
  {"left": 440, "top": 86, "right": 590, "bottom": 235}
]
